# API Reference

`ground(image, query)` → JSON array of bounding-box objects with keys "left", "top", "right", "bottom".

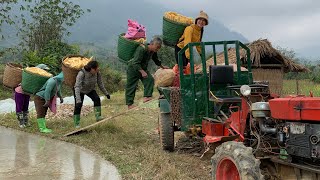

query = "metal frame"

[{"left": 177, "top": 41, "right": 252, "bottom": 126}]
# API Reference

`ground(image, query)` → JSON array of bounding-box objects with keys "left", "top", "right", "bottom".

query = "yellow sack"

[
  {"left": 63, "top": 56, "right": 92, "bottom": 70},
  {"left": 154, "top": 69, "right": 175, "bottom": 87},
  {"left": 25, "top": 67, "right": 52, "bottom": 77}
]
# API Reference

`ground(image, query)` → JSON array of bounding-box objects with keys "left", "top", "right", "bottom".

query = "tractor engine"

[{"left": 250, "top": 97, "right": 320, "bottom": 163}]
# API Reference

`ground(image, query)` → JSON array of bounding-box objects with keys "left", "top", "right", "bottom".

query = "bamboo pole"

[{"left": 63, "top": 99, "right": 157, "bottom": 137}]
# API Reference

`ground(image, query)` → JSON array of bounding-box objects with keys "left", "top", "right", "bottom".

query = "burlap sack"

[{"left": 154, "top": 69, "right": 175, "bottom": 87}]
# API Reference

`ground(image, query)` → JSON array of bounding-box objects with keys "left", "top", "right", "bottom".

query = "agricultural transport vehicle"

[{"left": 158, "top": 41, "right": 320, "bottom": 180}]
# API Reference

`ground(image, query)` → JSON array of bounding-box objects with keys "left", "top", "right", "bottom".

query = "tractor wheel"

[
  {"left": 211, "top": 141, "right": 263, "bottom": 180},
  {"left": 159, "top": 113, "right": 174, "bottom": 152}
]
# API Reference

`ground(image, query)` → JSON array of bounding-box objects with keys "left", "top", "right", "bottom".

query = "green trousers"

[{"left": 125, "top": 68, "right": 154, "bottom": 105}]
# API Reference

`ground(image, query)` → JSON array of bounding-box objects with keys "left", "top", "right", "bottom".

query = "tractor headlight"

[{"left": 240, "top": 85, "right": 251, "bottom": 96}]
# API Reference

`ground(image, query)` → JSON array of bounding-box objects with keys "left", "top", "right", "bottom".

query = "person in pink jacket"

[{"left": 14, "top": 64, "right": 50, "bottom": 128}]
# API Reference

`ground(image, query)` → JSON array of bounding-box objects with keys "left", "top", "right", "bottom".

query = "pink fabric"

[
  {"left": 15, "top": 85, "right": 24, "bottom": 94},
  {"left": 124, "top": 19, "right": 146, "bottom": 39},
  {"left": 49, "top": 96, "right": 57, "bottom": 114}
]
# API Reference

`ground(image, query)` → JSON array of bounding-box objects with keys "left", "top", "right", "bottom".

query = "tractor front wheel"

[
  {"left": 159, "top": 113, "right": 174, "bottom": 152},
  {"left": 211, "top": 141, "right": 263, "bottom": 180}
]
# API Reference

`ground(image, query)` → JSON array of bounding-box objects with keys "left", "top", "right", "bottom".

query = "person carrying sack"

[
  {"left": 73, "top": 60, "right": 110, "bottom": 128},
  {"left": 125, "top": 37, "right": 168, "bottom": 109},
  {"left": 175, "top": 10, "right": 209, "bottom": 68},
  {"left": 34, "top": 72, "right": 64, "bottom": 133},
  {"left": 14, "top": 64, "right": 50, "bottom": 128}
]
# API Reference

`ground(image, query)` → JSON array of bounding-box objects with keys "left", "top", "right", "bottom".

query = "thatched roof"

[{"left": 204, "top": 39, "right": 309, "bottom": 73}]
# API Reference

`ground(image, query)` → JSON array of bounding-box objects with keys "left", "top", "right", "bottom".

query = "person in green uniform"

[
  {"left": 34, "top": 72, "right": 64, "bottom": 133},
  {"left": 125, "top": 37, "right": 168, "bottom": 109}
]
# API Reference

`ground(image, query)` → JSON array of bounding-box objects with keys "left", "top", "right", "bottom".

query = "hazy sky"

[{"left": 147, "top": 0, "right": 320, "bottom": 58}]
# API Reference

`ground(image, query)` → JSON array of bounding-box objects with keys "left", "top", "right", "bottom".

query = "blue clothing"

[{"left": 36, "top": 72, "right": 64, "bottom": 101}]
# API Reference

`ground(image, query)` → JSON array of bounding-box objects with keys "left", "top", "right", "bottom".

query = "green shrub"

[
  {"left": 39, "top": 40, "right": 80, "bottom": 63},
  {"left": 310, "top": 66, "right": 320, "bottom": 83},
  {"left": 22, "top": 41, "right": 80, "bottom": 75},
  {"left": 99, "top": 64, "right": 125, "bottom": 93}
]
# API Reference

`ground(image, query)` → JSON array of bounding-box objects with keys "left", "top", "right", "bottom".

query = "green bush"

[
  {"left": 22, "top": 41, "right": 80, "bottom": 75},
  {"left": 39, "top": 40, "right": 80, "bottom": 63},
  {"left": 310, "top": 66, "right": 320, "bottom": 83},
  {"left": 99, "top": 64, "right": 125, "bottom": 93},
  {"left": 22, "top": 51, "right": 59, "bottom": 74}
]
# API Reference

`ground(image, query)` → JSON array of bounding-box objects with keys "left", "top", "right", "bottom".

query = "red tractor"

[{"left": 158, "top": 41, "right": 320, "bottom": 179}]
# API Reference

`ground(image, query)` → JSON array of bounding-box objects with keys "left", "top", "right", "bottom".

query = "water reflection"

[{"left": 0, "top": 127, "right": 120, "bottom": 180}]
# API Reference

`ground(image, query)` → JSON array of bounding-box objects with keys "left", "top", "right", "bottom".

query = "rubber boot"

[
  {"left": 23, "top": 111, "right": 29, "bottom": 127},
  {"left": 73, "top": 114, "right": 80, "bottom": 128},
  {"left": 94, "top": 106, "right": 104, "bottom": 122},
  {"left": 37, "top": 118, "right": 52, "bottom": 133},
  {"left": 16, "top": 112, "right": 25, "bottom": 128}
]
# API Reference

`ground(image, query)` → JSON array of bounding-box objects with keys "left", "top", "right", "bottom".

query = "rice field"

[{"left": 282, "top": 79, "right": 320, "bottom": 97}]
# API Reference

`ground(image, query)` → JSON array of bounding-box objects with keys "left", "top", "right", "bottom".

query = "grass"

[
  {"left": 0, "top": 90, "right": 211, "bottom": 180},
  {"left": 282, "top": 79, "right": 320, "bottom": 96}
]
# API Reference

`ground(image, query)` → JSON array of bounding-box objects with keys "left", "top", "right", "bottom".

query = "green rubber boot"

[
  {"left": 37, "top": 118, "right": 52, "bottom": 133},
  {"left": 94, "top": 106, "right": 104, "bottom": 122},
  {"left": 73, "top": 114, "right": 81, "bottom": 128}
]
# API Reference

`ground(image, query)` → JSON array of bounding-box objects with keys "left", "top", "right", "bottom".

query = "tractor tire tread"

[
  {"left": 211, "top": 141, "right": 264, "bottom": 180},
  {"left": 159, "top": 113, "right": 174, "bottom": 152}
]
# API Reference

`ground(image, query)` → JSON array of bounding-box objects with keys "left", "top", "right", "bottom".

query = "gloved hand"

[
  {"left": 60, "top": 97, "right": 64, "bottom": 104},
  {"left": 43, "top": 101, "right": 50, "bottom": 107},
  {"left": 106, "top": 94, "right": 110, "bottom": 99}
]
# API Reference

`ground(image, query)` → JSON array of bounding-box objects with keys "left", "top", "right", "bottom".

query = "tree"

[
  {"left": 17, "top": 0, "right": 89, "bottom": 51},
  {"left": 276, "top": 46, "right": 298, "bottom": 62},
  {"left": 0, "top": 0, "right": 20, "bottom": 56},
  {"left": 21, "top": 40, "right": 80, "bottom": 74},
  {"left": 0, "top": 0, "right": 18, "bottom": 37}
]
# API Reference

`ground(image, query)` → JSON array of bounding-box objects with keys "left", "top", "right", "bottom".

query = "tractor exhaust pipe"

[{"left": 258, "top": 118, "right": 276, "bottom": 134}]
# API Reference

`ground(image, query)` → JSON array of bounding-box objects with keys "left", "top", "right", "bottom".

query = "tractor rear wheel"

[
  {"left": 159, "top": 113, "right": 174, "bottom": 152},
  {"left": 211, "top": 141, "right": 263, "bottom": 180}
]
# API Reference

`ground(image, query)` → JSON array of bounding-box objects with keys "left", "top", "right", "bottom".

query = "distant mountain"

[
  {"left": 68, "top": 0, "right": 249, "bottom": 48},
  {"left": 0, "top": 0, "right": 249, "bottom": 50}
]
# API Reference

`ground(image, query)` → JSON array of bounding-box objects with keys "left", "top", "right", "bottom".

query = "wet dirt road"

[{"left": 0, "top": 126, "right": 120, "bottom": 180}]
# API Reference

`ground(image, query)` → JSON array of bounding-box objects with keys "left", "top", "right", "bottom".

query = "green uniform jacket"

[{"left": 128, "top": 44, "right": 161, "bottom": 71}]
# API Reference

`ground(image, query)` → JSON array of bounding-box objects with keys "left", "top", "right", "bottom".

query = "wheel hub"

[{"left": 216, "top": 157, "right": 240, "bottom": 180}]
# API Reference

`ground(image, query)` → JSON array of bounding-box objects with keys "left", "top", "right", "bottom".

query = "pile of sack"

[
  {"left": 117, "top": 19, "right": 147, "bottom": 62},
  {"left": 154, "top": 63, "right": 196, "bottom": 87},
  {"left": 123, "top": 19, "right": 147, "bottom": 42}
]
